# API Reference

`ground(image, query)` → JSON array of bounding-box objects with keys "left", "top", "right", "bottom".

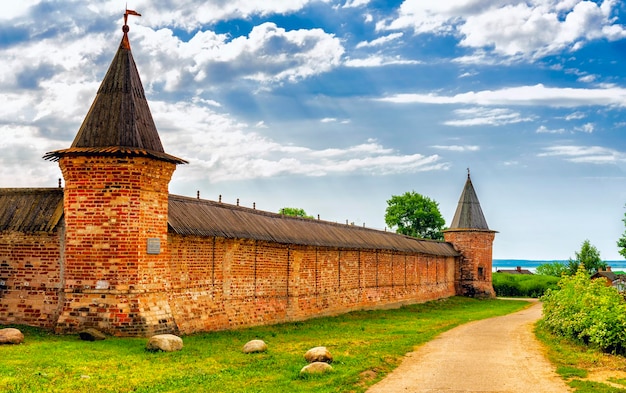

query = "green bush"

[
  {"left": 492, "top": 273, "right": 560, "bottom": 298},
  {"left": 541, "top": 268, "right": 626, "bottom": 355}
]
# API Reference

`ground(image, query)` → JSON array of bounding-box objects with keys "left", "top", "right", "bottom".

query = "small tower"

[
  {"left": 44, "top": 11, "right": 186, "bottom": 335},
  {"left": 444, "top": 171, "right": 496, "bottom": 298}
]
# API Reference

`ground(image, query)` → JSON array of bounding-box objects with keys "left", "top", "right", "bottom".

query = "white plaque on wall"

[{"left": 147, "top": 238, "right": 161, "bottom": 254}]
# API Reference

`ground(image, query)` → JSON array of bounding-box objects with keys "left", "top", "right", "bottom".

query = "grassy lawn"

[
  {"left": 0, "top": 297, "right": 528, "bottom": 393},
  {"left": 535, "top": 322, "right": 626, "bottom": 392}
]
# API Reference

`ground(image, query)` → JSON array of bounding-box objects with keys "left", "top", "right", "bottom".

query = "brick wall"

[
  {"left": 167, "top": 235, "right": 456, "bottom": 334},
  {"left": 444, "top": 229, "right": 496, "bottom": 298},
  {"left": 0, "top": 228, "right": 459, "bottom": 335},
  {"left": 55, "top": 155, "right": 178, "bottom": 335},
  {"left": 0, "top": 230, "right": 63, "bottom": 327},
  {"left": 0, "top": 152, "right": 493, "bottom": 336}
]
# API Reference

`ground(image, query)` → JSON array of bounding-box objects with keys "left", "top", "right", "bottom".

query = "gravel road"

[{"left": 367, "top": 300, "right": 571, "bottom": 393}]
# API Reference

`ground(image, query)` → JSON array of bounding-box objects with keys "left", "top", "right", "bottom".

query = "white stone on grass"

[
  {"left": 300, "top": 361, "right": 333, "bottom": 375},
  {"left": 242, "top": 339, "right": 267, "bottom": 353},
  {"left": 146, "top": 334, "right": 183, "bottom": 352},
  {"left": 304, "top": 346, "right": 333, "bottom": 363},
  {"left": 0, "top": 328, "right": 24, "bottom": 344}
]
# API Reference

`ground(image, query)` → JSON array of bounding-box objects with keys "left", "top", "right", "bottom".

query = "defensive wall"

[
  {"left": 0, "top": 218, "right": 457, "bottom": 336},
  {"left": 0, "top": 18, "right": 494, "bottom": 337}
]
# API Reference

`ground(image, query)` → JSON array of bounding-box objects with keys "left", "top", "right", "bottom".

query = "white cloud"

[
  {"left": 379, "top": 84, "right": 626, "bottom": 108},
  {"left": 0, "top": 124, "right": 64, "bottom": 187},
  {"left": 128, "top": 0, "right": 323, "bottom": 30},
  {"left": 564, "top": 111, "right": 586, "bottom": 120},
  {"left": 538, "top": 145, "right": 626, "bottom": 164},
  {"left": 343, "top": 0, "right": 371, "bottom": 8},
  {"left": 0, "top": 0, "right": 41, "bottom": 20},
  {"left": 379, "top": 0, "right": 626, "bottom": 60},
  {"left": 577, "top": 74, "right": 596, "bottom": 83},
  {"left": 458, "top": 71, "right": 477, "bottom": 78},
  {"left": 135, "top": 22, "right": 345, "bottom": 88},
  {"left": 444, "top": 107, "right": 533, "bottom": 126},
  {"left": 431, "top": 145, "right": 480, "bottom": 152},
  {"left": 575, "top": 122, "right": 595, "bottom": 133},
  {"left": 356, "top": 33, "right": 403, "bottom": 48},
  {"left": 536, "top": 125, "right": 565, "bottom": 134},
  {"left": 344, "top": 55, "right": 420, "bottom": 67},
  {"left": 151, "top": 100, "right": 448, "bottom": 182}
]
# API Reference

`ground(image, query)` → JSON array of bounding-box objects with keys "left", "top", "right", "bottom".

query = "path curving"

[{"left": 367, "top": 300, "right": 571, "bottom": 393}]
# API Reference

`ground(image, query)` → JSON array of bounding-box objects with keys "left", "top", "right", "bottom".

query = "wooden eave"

[
  {"left": 168, "top": 194, "right": 460, "bottom": 256},
  {"left": 0, "top": 188, "right": 64, "bottom": 233}
]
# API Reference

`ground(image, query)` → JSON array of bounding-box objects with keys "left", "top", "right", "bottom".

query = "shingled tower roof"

[
  {"left": 44, "top": 12, "right": 186, "bottom": 164},
  {"left": 449, "top": 172, "right": 490, "bottom": 230}
]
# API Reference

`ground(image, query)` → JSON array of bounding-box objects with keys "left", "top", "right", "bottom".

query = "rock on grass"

[
  {"left": 0, "top": 328, "right": 23, "bottom": 344},
  {"left": 146, "top": 334, "right": 183, "bottom": 352}
]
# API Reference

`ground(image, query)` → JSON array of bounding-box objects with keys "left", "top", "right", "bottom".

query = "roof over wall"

[
  {"left": 449, "top": 174, "right": 490, "bottom": 230},
  {"left": 168, "top": 195, "right": 459, "bottom": 256},
  {"left": 0, "top": 188, "right": 459, "bottom": 255},
  {"left": 0, "top": 189, "right": 64, "bottom": 233}
]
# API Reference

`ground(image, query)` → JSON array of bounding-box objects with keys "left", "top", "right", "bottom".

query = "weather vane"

[
  {"left": 124, "top": 8, "right": 141, "bottom": 27},
  {"left": 121, "top": 7, "right": 141, "bottom": 49}
]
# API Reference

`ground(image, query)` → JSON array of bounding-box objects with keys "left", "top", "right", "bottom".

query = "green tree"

[
  {"left": 384, "top": 191, "right": 445, "bottom": 240},
  {"left": 279, "top": 207, "right": 313, "bottom": 219},
  {"left": 566, "top": 239, "right": 606, "bottom": 275},
  {"left": 618, "top": 205, "right": 626, "bottom": 259},
  {"left": 535, "top": 261, "right": 568, "bottom": 277}
]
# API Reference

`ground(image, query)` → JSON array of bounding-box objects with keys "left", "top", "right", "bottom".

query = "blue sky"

[{"left": 1, "top": 0, "right": 626, "bottom": 260}]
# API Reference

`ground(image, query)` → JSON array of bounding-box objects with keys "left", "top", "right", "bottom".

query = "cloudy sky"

[{"left": 2, "top": 0, "right": 626, "bottom": 260}]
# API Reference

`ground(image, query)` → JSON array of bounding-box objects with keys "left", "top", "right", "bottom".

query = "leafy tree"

[
  {"left": 618, "top": 205, "right": 626, "bottom": 259},
  {"left": 279, "top": 207, "right": 313, "bottom": 219},
  {"left": 566, "top": 239, "right": 606, "bottom": 275},
  {"left": 384, "top": 191, "right": 445, "bottom": 240},
  {"left": 535, "top": 261, "right": 568, "bottom": 277}
]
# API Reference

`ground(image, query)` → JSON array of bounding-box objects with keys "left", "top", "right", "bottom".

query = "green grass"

[
  {"left": 0, "top": 297, "right": 528, "bottom": 393},
  {"left": 535, "top": 321, "right": 626, "bottom": 392},
  {"left": 492, "top": 273, "right": 560, "bottom": 297}
]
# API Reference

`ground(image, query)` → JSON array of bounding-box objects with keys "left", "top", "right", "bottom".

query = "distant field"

[
  {"left": 492, "top": 273, "right": 560, "bottom": 298},
  {"left": 0, "top": 297, "right": 528, "bottom": 393}
]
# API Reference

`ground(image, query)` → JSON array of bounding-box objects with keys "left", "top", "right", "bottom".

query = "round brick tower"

[
  {"left": 443, "top": 173, "right": 496, "bottom": 298},
  {"left": 44, "top": 13, "right": 186, "bottom": 336}
]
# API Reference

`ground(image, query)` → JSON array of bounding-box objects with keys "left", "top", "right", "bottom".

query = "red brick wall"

[
  {"left": 0, "top": 230, "right": 63, "bottom": 327},
  {"left": 55, "top": 155, "right": 178, "bottom": 335},
  {"left": 444, "top": 230, "right": 496, "bottom": 298},
  {"left": 167, "top": 235, "right": 457, "bottom": 334},
  {"left": 0, "top": 228, "right": 461, "bottom": 335}
]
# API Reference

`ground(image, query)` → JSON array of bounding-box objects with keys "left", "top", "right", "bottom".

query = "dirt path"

[{"left": 367, "top": 300, "right": 571, "bottom": 393}]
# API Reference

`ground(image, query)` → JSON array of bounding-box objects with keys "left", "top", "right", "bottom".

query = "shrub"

[
  {"left": 541, "top": 268, "right": 626, "bottom": 355},
  {"left": 492, "top": 273, "right": 560, "bottom": 298}
]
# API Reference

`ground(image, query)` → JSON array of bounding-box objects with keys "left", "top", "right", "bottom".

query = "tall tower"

[
  {"left": 44, "top": 12, "right": 186, "bottom": 335},
  {"left": 444, "top": 172, "right": 496, "bottom": 298}
]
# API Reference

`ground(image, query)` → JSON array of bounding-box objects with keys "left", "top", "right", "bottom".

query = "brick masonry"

[
  {"left": 444, "top": 229, "right": 496, "bottom": 298},
  {"left": 0, "top": 154, "right": 494, "bottom": 336}
]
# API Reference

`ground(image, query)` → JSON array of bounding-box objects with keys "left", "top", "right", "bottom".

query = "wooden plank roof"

[
  {"left": 0, "top": 188, "right": 63, "bottom": 233},
  {"left": 43, "top": 24, "right": 186, "bottom": 165},
  {"left": 449, "top": 174, "right": 490, "bottom": 230},
  {"left": 0, "top": 188, "right": 459, "bottom": 256},
  {"left": 168, "top": 195, "right": 459, "bottom": 256}
]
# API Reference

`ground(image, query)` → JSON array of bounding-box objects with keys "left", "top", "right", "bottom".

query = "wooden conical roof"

[
  {"left": 44, "top": 23, "right": 186, "bottom": 164},
  {"left": 448, "top": 174, "right": 490, "bottom": 230}
]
